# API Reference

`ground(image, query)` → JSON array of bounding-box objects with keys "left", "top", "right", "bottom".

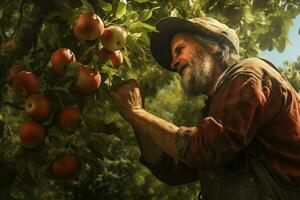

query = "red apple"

[
  {"left": 101, "top": 26, "right": 127, "bottom": 51},
  {"left": 51, "top": 48, "right": 76, "bottom": 75},
  {"left": 7, "top": 65, "right": 24, "bottom": 85},
  {"left": 76, "top": 67, "right": 101, "bottom": 94},
  {"left": 52, "top": 154, "right": 78, "bottom": 179},
  {"left": 57, "top": 106, "right": 81, "bottom": 134},
  {"left": 12, "top": 71, "right": 39, "bottom": 98},
  {"left": 98, "top": 48, "right": 123, "bottom": 68},
  {"left": 73, "top": 12, "right": 104, "bottom": 41},
  {"left": 19, "top": 122, "right": 45, "bottom": 148},
  {"left": 25, "top": 94, "right": 51, "bottom": 121}
]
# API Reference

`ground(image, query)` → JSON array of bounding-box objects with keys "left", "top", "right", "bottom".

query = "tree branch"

[
  {"left": 16, "top": 0, "right": 26, "bottom": 28},
  {"left": 3, "top": 101, "right": 24, "bottom": 110}
]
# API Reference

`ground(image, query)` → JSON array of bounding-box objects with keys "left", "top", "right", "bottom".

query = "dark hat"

[{"left": 150, "top": 17, "right": 239, "bottom": 71}]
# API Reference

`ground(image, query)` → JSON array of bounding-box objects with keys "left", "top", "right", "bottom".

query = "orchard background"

[{"left": 0, "top": 0, "right": 300, "bottom": 199}]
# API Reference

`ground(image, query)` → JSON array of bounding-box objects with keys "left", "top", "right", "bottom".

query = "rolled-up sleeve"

[{"left": 176, "top": 74, "right": 269, "bottom": 169}]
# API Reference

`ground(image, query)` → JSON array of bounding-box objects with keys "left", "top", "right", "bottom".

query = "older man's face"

[{"left": 170, "top": 32, "right": 220, "bottom": 96}]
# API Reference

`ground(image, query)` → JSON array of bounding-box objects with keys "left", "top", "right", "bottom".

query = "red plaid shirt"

[{"left": 141, "top": 58, "right": 300, "bottom": 187}]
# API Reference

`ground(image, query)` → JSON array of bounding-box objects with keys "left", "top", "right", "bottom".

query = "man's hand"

[
  {"left": 109, "top": 79, "right": 179, "bottom": 160},
  {"left": 109, "top": 79, "right": 144, "bottom": 122}
]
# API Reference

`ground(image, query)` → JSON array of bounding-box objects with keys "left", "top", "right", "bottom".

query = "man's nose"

[{"left": 171, "top": 57, "right": 180, "bottom": 71}]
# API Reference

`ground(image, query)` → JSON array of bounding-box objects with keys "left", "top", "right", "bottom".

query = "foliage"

[
  {"left": 0, "top": 0, "right": 299, "bottom": 199},
  {"left": 281, "top": 55, "right": 300, "bottom": 92}
]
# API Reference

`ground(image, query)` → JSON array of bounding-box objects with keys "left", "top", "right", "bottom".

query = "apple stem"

[
  {"left": 3, "top": 101, "right": 24, "bottom": 110},
  {"left": 78, "top": 46, "right": 96, "bottom": 64}
]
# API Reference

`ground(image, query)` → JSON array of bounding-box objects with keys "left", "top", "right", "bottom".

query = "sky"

[{"left": 259, "top": 14, "right": 300, "bottom": 68}]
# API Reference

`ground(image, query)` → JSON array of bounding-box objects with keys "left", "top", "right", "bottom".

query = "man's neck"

[{"left": 207, "top": 62, "right": 224, "bottom": 96}]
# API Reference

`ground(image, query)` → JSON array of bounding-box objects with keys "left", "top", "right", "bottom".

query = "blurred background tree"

[{"left": 0, "top": 0, "right": 299, "bottom": 199}]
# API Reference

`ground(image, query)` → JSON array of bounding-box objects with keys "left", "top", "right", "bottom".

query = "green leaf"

[
  {"left": 123, "top": 46, "right": 132, "bottom": 68},
  {"left": 66, "top": 62, "right": 82, "bottom": 76},
  {"left": 126, "top": 33, "right": 145, "bottom": 59},
  {"left": 140, "top": 9, "right": 153, "bottom": 22},
  {"left": 86, "top": 133, "right": 121, "bottom": 159},
  {"left": 271, "top": 17, "right": 283, "bottom": 38},
  {"left": 67, "top": 0, "right": 95, "bottom": 25},
  {"left": 41, "top": 23, "right": 61, "bottom": 48},
  {"left": 84, "top": 115, "right": 120, "bottom": 134},
  {"left": 96, "top": 0, "right": 112, "bottom": 13},
  {"left": 116, "top": 0, "right": 127, "bottom": 19},
  {"left": 100, "top": 64, "right": 119, "bottom": 80},
  {"left": 47, "top": 126, "right": 64, "bottom": 137},
  {"left": 275, "top": 37, "right": 286, "bottom": 53},
  {"left": 128, "top": 21, "right": 156, "bottom": 32},
  {"left": 258, "top": 33, "right": 272, "bottom": 51},
  {"left": 134, "top": 0, "right": 150, "bottom": 3},
  {"left": 80, "top": 0, "right": 95, "bottom": 13}
]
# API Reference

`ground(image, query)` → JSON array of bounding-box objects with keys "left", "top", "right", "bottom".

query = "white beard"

[{"left": 180, "top": 55, "right": 214, "bottom": 96}]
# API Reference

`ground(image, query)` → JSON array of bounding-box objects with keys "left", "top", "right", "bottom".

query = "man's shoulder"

[
  {"left": 224, "top": 57, "right": 279, "bottom": 79},
  {"left": 213, "top": 57, "right": 280, "bottom": 92},
  {"left": 236, "top": 57, "right": 277, "bottom": 69}
]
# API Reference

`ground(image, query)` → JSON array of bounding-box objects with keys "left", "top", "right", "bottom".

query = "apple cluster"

[
  {"left": 5, "top": 12, "right": 127, "bottom": 180},
  {"left": 73, "top": 12, "right": 126, "bottom": 69},
  {"left": 7, "top": 65, "right": 80, "bottom": 179}
]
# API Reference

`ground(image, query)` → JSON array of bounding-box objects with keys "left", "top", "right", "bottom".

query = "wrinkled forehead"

[{"left": 170, "top": 32, "right": 196, "bottom": 49}]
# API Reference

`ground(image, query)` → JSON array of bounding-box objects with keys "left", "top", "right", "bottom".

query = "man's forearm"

[
  {"left": 132, "top": 126, "right": 163, "bottom": 164},
  {"left": 129, "top": 109, "right": 179, "bottom": 159}
]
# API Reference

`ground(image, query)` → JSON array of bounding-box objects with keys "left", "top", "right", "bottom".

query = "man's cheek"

[{"left": 181, "top": 51, "right": 190, "bottom": 59}]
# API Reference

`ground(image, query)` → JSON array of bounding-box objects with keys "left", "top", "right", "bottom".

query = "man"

[{"left": 109, "top": 16, "right": 300, "bottom": 199}]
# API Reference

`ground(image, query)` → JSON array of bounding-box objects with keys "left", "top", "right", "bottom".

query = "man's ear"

[{"left": 209, "top": 43, "right": 219, "bottom": 55}]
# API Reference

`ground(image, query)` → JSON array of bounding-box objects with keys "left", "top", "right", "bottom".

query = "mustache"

[{"left": 176, "top": 61, "right": 189, "bottom": 75}]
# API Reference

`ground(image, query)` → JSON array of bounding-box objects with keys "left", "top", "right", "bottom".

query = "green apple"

[{"left": 101, "top": 26, "right": 127, "bottom": 51}]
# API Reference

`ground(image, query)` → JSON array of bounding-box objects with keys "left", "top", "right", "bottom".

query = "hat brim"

[{"left": 150, "top": 17, "right": 212, "bottom": 72}]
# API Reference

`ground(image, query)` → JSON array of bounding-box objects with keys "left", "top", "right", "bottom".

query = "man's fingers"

[
  {"left": 110, "top": 79, "right": 138, "bottom": 92},
  {"left": 127, "top": 79, "right": 137, "bottom": 84}
]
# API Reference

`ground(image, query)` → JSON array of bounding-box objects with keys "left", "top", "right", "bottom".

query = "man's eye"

[{"left": 175, "top": 46, "right": 184, "bottom": 55}]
